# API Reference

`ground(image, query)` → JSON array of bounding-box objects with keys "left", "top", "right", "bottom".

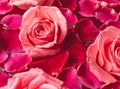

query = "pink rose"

[
  {"left": 19, "top": 6, "right": 67, "bottom": 58},
  {"left": 87, "top": 26, "right": 120, "bottom": 83},
  {"left": 0, "top": 68, "right": 67, "bottom": 89},
  {"left": 10, "top": 0, "right": 54, "bottom": 10}
]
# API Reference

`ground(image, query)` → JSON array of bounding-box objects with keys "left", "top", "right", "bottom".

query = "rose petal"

[
  {"left": 75, "top": 18, "right": 99, "bottom": 45},
  {"left": 27, "top": 51, "right": 69, "bottom": 74},
  {"left": 95, "top": 7, "right": 118, "bottom": 22},
  {"left": 100, "top": 21, "right": 120, "bottom": 31},
  {"left": 78, "top": 63, "right": 102, "bottom": 89},
  {"left": 0, "top": 0, "right": 13, "bottom": 14},
  {"left": 64, "top": 34, "right": 86, "bottom": 67},
  {"left": 58, "top": 67, "right": 82, "bottom": 89},
  {"left": 2, "top": 29, "right": 23, "bottom": 52},
  {"left": 0, "top": 50, "right": 8, "bottom": 64},
  {"left": 102, "top": 81, "right": 120, "bottom": 89},
  {"left": 60, "top": 0, "right": 77, "bottom": 10},
  {"left": 4, "top": 52, "right": 32, "bottom": 73},
  {"left": 61, "top": 8, "right": 78, "bottom": 27},
  {"left": 79, "top": 0, "right": 98, "bottom": 17},
  {"left": 1, "top": 14, "right": 22, "bottom": 30},
  {"left": 0, "top": 71, "right": 10, "bottom": 87}
]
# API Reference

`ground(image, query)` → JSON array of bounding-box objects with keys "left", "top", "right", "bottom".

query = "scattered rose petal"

[
  {"left": 78, "top": 63, "right": 102, "bottom": 89},
  {"left": 100, "top": 21, "right": 120, "bottom": 30},
  {"left": 4, "top": 52, "right": 32, "bottom": 73},
  {"left": 95, "top": 7, "right": 118, "bottom": 22},
  {"left": 102, "top": 81, "right": 120, "bottom": 89},
  {"left": 79, "top": 0, "right": 98, "bottom": 17},
  {"left": 0, "top": 50, "right": 8, "bottom": 64},
  {"left": 2, "top": 29, "right": 23, "bottom": 53},
  {"left": 64, "top": 34, "right": 86, "bottom": 67},
  {"left": 28, "top": 51, "right": 69, "bottom": 74},
  {"left": 58, "top": 67, "right": 82, "bottom": 89},
  {"left": 0, "top": 0, "right": 13, "bottom": 14},
  {"left": 75, "top": 18, "right": 99, "bottom": 44},
  {"left": 1, "top": 14, "right": 22, "bottom": 30},
  {"left": 60, "top": 0, "right": 77, "bottom": 10},
  {"left": 61, "top": 8, "right": 78, "bottom": 28},
  {"left": 0, "top": 71, "right": 10, "bottom": 87}
]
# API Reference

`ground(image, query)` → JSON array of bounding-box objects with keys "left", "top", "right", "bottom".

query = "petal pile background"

[{"left": 0, "top": 0, "right": 120, "bottom": 89}]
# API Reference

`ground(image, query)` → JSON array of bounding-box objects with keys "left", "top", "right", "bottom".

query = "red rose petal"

[
  {"left": 64, "top": 34, "right": 86, "bottom": 67},
  {"left": 60, "top": 0, "right": 77, "bottom": 10},
  {"left": 0, "top": 50, "right": 8, "bottom": 64},
  {"left": 79, "top": 0, "right": 98, "bottom": 17},
  {"left": 28, "top": 51, "right": 69, "bottom": 74},
  {"left": 78, "top": 63, "right": 102, "bottom": 89},
  {"left": 1, "top": 14, "right": 22, "bottom": 30},
  {"left": 4, "top": 52, "right": 32, "bottom": 73},
  {"left": 2, "top": 29, "right": 23, "bottom": 52},
  {"left": 75, "top": 18, "right": 99, "bottom": 44},
  {"left": 58, "top": 67, "right": 82, "bottom": 89},
  {"left": 0, "top": 71, "right": 10, "bottom": 87},
  {"left": 0, "top": 0, "right": 13, "bottom": 14},
  {"left": 95, "top": 7, "right": 118, "bottom": 22}
]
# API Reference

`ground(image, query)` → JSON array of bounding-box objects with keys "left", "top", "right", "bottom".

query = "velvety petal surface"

[
  {"left": 78, "top": 63, "right": 102, "bottom": 89},
  {"left": 58, "top": 67, "right": 82, "bottom": 89},
  {"left": 0, "top": 0, "right": 13, "bottom": 14},
  {"left": 2, "top": 29, "right": 23, "bottom": 52},
  {"left": 4, "top": 52, "right": 32, "bottom": 73},
  {"left": 1, "top": 14, "right": 22, "bottom": 30},
  {"left": 28, "top": 51, "right": 69, "bottom": 74}
]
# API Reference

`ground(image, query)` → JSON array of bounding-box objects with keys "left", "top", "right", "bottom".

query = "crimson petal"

[
  {"left": 0, "top": 0, "right": 13, "bottom": 14},
  {"left": 1, "top": 14, "right": 22, "bottom": 30},
  {"left": 2, "top": 29, "right": 23, "bottom": 52},
  {"left": 4, "top": 52, "right": 32, "bottom": 73},
  {"left": 78, "top": 63, "right": 102, "bottom": 89},
  {"left": 0, "top": 71, "right": 10, "bottom": 87},
  {"left": 75, "top": 18, "right": 99, "bottom": 45},
  {"left": 58, "top": 67, "right": 82, "bottom": 89},
  {"left": 61, "top": 8, "right": 78, "bottom": 28},
  {"left": 27, "top": 51, "right": 69, "bottom": 75},
  {"left": 0, "top": 50, "right": 8, "bottom": 64},
  {"left": 95, "top": 7, "right": 118, "bottom": 22},
  {"left": 100, "top": 21, "right": 120, "bottom": 30},
  {"left": 60, "top": 0, "right": 77, "bottom": 10},
  {"left": 64, "top": 34, "right": 86, "bottom": 67},
  {"left": 102, "top": 81, "right": 120, "bottom": 89},
  {"left": 79, "top": 0, "right": 98, "bottom": 17}
]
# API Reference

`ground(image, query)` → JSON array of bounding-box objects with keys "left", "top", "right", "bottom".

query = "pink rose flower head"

[
  {"left": 0, "top": 68, "right": 67, "bottom": 89},
  {"left": 19, "top": 6, "right": 67, "bottom": 58},
  {"left": 87, "top": 26, "right": 120, "bottom": 84},
  {"left": 10, "top": 0, "right": 54, "bottom": 10}
]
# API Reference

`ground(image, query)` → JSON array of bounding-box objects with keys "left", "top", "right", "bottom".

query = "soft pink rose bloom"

[
  {"left": 19, "top": 6, "right": 67, "bottom": 58},
  {"left": 0, "top": 68, "right": 67, "bottom": 89},
  {"left": 87, "top": 26, "right": 120, "bottom": 83},
  {"left": 10, "top": 0, "right": 54, "bottom": 10}
]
